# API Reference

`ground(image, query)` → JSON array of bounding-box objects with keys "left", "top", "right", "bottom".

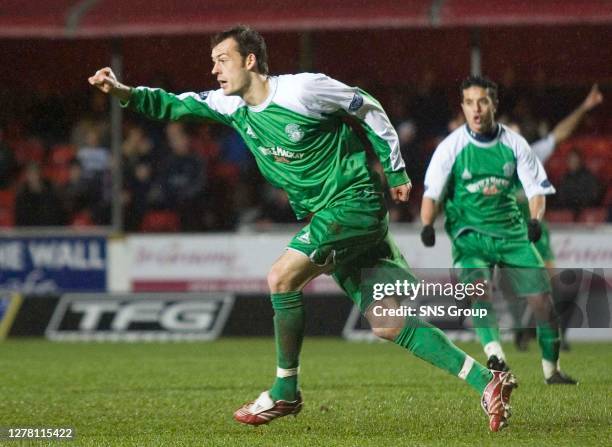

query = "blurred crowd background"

[
  {"left": 1, "top": 13, "right": 610, "bottom": 232},
  {"left": 1, "top": 75, "right": 609, "bottom": 232}
]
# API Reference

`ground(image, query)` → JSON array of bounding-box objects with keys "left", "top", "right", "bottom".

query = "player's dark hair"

[
  {"left": 460, "top": 76, "right": 498, "bottom": 104},
  {"left": 211, "top": 25, "right": 269, "bottom": 75}
]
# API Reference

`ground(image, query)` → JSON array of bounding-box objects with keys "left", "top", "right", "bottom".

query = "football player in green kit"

[
  {"left": 420, "top": 76, "right": 577, "bottom": 384},
  {"left": 90, "top": 27, "right": 516, "bottom": 431}
]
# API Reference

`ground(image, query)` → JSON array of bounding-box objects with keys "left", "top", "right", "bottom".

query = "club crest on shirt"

[
  {"left": 285, "top": 124, "right": 304, "bottom": 142},
  {"left": 246, "top": 124, "right": 258, "bottom": 139},
  {"left": 503, "top": 162, "right": 515, "bottom": 178}
]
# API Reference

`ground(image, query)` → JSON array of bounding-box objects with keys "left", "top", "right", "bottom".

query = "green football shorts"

[
  {"left": 452, "top": 230, "right": 551, "bottom": 296},
  {"left": 287, "top": 193, "right": 417, "bottom": 312}
]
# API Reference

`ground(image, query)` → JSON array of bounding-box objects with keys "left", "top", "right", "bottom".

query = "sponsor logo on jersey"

[
  {"left": 198, "top": 91, "right": 211, "bottom": 101},
  {"left": 284, "top": 124, "right": 305, "bottom": 142},
  {"left": 503, "top": 162, "right": 516, "bottom": 177},
  {"left": 461, "top": 168, "right": 472, "bottom": 180},
  {"left": 349, "top": 93, "right": 364, "bottom": 112},
  {"left": 258, "top": 146, "right": 305, "bottom": 162},
  {"left": 465, "top": 177, "right": 510, "bottom": 195},
  {"left": 246, "top": 125, "right": 258, "bottom": 139}
]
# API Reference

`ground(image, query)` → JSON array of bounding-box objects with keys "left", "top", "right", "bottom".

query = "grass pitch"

[{"left": 1, "top": 339, "right": 610, "bottom": 446}]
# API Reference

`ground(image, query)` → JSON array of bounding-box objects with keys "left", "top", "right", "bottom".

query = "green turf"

[{"left": 0, "top": 339, "right": 610, "bottom": 446}]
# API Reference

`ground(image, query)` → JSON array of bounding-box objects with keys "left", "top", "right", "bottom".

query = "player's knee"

[
  {"left": 267, "top": 264, "right": 298, "bottom": 293},
  {"left": 528, "top": 293, "right": 554, "bottom": 319},
  {"left": 372, "top": 326, "right": 401, "bottom": 341}
]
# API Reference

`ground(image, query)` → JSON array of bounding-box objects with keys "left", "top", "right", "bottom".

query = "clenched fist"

[{"left": 88, "top": 67, "right": 132, "bottom": 101}]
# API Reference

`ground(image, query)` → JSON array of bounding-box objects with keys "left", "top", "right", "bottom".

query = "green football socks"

[
  {"left": 394, "top": 318, "right": 493, "bottom": 394},
  {"left": 270, "top": 291, "right": 304, "bottom": 401}
]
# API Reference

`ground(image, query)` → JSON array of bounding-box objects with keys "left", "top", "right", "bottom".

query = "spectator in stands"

[
  {"left": 70, "top": 90, "right": 110, "bottom": 149},
  {"left": 0, "top": 128, "right": 16, "bottom": 189},
  {"left": 153, "top": 122, "right": 206, "bottom": 231},
  {"left": 556, "top": 149, "right": 601, "bottom": 214},
  {"left": 59, "top": 159, "right": 95, "bottom": 218},
  {"left": 77, "top": 127, "right": 111, "bottom": 180},
  {"left": 257, "top": 186, "right": 295, "bottom": 225},
  {"left": 124, "top": 160, "right": 155, "bottom": 231},
  {"left": 15, "top": 162, "right": 66, "bottom": 226},
  {"left": 408, "top": 69, "right": 451, "bottom": 140}
]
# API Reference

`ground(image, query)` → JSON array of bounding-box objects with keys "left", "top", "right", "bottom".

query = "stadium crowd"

[{"left": 0, "top": 79, "right": 610, "bottom": 231}]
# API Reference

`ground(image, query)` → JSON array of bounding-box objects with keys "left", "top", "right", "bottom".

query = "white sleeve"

[
  {"left": 301, "top": 74, "right": 406, "bottom": 177},
  {"left": 423, "top": 138, "right": 456, "bottom": 201},
  {"left": 530, "top": 133, "right": 556, "bottom": 163},
  {"left": 515, "top": 138, "right": 556, "bottom": 199}
]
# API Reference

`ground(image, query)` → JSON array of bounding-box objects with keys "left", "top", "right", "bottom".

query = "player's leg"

[
  {"left": 266, "top": 248, "right": 332, "bottom": 401},
  {"left": 500, "top": 240, "right": 577, "bottom": 384},
  {"left": 233, "top": 247, "right": 330, "bottom": 425},
  {"left": 234, "top": 201, "right": 385, "bottom": 426},
  {"left": 453, "top": 231, "right": 507, "bottom": 369},
  {"left": 334, "top": 233, "right": 517, "bottom": 431},
  {"left": 506, "top": 226, "right": 554, "bottom": 351}
]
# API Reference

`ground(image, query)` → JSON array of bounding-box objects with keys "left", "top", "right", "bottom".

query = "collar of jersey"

[
  {"left": 463, "top": 123, "right": 502, "bottom": 148},
  {"left": 248, "top": 76, "right": 278, "bottom": 112}
]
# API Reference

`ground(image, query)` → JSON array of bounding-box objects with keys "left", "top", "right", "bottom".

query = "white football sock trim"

[
  {"left": 458, "top": 356, "right": 475, "bottom": 380},
  {"left": 484, "top": 341, "right": 506, "bottom": 361},
  {"left": 542, "top": 359, "right": 557, "bottom": 379},
  {"left": 276, "top": 366, "right": 299, "bottom": 378}
]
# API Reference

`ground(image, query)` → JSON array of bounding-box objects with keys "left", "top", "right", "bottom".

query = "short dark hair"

[
  {"left": 211, "top": 25, "right": 269, "bottom": 75},
  {"left": 460, "top": 75, "right": 498, "bottom": 104}
]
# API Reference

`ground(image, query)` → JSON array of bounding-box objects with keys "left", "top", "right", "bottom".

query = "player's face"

[
  {"left": 461, "top": 86, "right": 497, "bottom": 134},
  {"left": 211, "top": 38, "right": 250, "bottom": 96}
]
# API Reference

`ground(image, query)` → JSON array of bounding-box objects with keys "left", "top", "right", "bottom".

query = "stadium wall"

[
  {"left": 2, "top": 229, "right": 610, "bottom": 341},
  {"left": 107, "top": 228, "right": 612, "bottom": 294}
]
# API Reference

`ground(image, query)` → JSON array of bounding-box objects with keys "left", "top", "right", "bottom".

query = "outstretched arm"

[
  {"left": 551, "top": 84, "right": 603, "bottom": 144},
  {"left": 88, "top": 67, "right": 239, "bottom": 125}
]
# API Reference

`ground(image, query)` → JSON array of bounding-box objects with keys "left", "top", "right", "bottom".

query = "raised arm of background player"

[
  {"left": 419, "top": 132, "right": 554, "bottom": 246},
  {"left": 531, "top": 84, "right": 603, "bottom": 162}
]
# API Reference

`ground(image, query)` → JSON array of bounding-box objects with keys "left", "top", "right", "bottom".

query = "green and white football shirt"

[
  {"left": 424, "top": 124, "right": 555, "bottom": 240},
  {"left": 124, "top": 73, "right": 409, "bottom": 220}
]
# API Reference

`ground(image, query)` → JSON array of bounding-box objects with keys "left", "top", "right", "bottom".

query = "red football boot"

[
  {"left": 481, "top": 371, "right": 518, "bottom": 432},
  {"left": 234, "top": 391, "right": 303, "bottom": 426}
]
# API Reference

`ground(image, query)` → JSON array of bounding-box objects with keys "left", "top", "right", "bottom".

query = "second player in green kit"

[{"left": 421, "top": 76, "right": 577, "bottom": 384}]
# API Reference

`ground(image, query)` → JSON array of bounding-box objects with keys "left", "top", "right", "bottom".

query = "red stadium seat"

[
  {"left": 12, "top": 138, "right": 46, "bottom": 165},
  {"left": 577, "top": 207, "right": 607, "bottom": 224},
  {"left": 71, "top": 210, "right": 95, "bottom": 227},
  {"left": 50, "top": 144, "right": 76, "bottom": 164},
  {"left": 45, "top": 144, "right": 77, "bottom": 185},
  {"left": 0, "top": 189, "right": 15, "bottom": 227},
  {"left": 546, "top": 209, "right": 575, "bottom": 223},
  {"left": 140, "top": 210, "right": 180, "bottom": 232}
]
